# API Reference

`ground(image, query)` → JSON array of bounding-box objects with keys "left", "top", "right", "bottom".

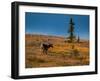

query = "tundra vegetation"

[{"left": 25, "top": 34, "right": 89, "bottom": 68}]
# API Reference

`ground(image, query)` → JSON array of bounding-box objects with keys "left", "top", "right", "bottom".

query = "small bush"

[{"left": 72, "top": 49, "right": 80, "bottom": 57}]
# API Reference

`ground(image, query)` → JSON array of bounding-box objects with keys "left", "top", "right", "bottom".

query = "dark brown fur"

[{"left": 41, "top": 43, "right": 53, "bottom": 54}]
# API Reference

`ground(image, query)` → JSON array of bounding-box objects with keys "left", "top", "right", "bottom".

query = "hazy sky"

[{"left": 25, "top": 12, "right": 89, "bottom": 40}]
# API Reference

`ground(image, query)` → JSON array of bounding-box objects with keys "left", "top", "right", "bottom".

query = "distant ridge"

[
  {"left": 26, "top": 34, "right": 89, "bottom": 42},
  {"left": 26, "top": 34, "right": 65, "bottom": 39}
]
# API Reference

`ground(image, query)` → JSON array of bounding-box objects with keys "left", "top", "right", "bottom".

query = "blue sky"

[{"left": 25, "top": 12, "right": 89, "bottom": 40}]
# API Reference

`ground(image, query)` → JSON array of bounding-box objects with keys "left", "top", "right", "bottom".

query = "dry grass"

[{"left": 25, "top": 34, "right": 89, "bottom": 68}]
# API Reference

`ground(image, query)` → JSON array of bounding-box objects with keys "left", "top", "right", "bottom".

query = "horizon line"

[{"left": 25, "top": 33, "right": 89, "bottom": 40}]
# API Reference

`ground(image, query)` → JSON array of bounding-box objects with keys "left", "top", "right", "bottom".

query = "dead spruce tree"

[
  {"left": 77, "top": 35, "right": 80, "bottom": 43},
  {"left": 68, "top": 17, "right": 80, "bottom": 56},
  {"left": 68, "top": 18, "right": 76, "bottom": 44}
]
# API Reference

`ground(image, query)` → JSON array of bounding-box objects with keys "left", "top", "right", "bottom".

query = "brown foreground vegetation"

[{"left": 25, "top": 34, "right": 89, "bottom": 68}]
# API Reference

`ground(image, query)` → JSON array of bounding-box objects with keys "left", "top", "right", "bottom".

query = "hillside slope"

[{"left": 25, "top": 34, "right": 89, "bottom": 68}]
